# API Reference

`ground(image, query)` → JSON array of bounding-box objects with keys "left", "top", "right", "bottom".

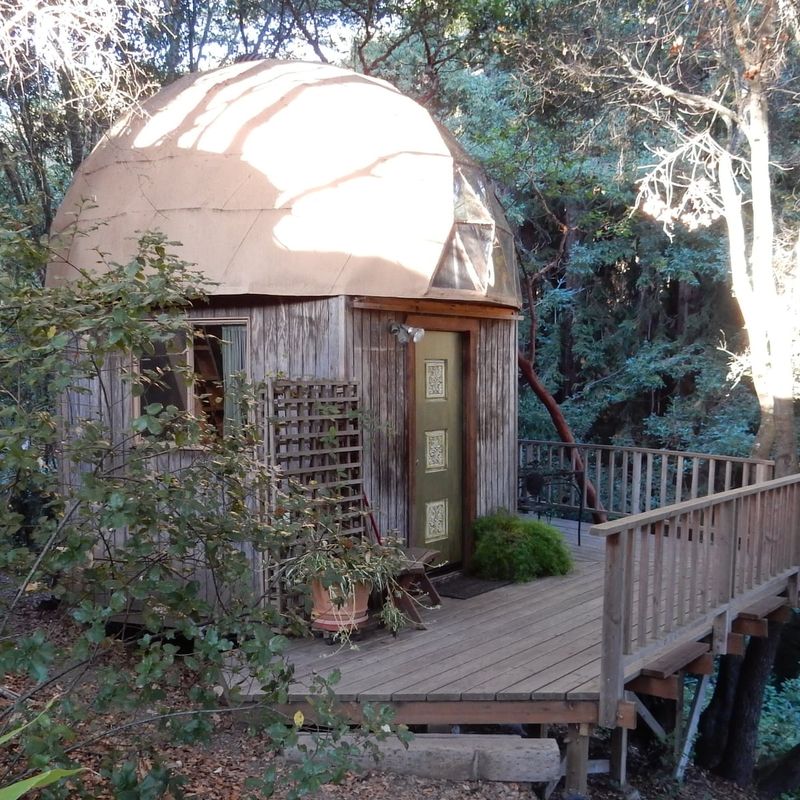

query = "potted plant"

[{"left": 285, "top": 528, "right": 409, "bottom": 635}]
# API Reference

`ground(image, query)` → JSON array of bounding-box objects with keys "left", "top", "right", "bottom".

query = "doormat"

[{"left": 435, "top": 575, "right": 512, "bottom": 600}]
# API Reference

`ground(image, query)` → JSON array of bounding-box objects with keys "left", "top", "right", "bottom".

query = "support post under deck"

[
  {"left": 564, "top": 723, "right": 590, "bottom": 795},
  {"left": 610, "top": 726, "right": 628, "bottom": 786}
]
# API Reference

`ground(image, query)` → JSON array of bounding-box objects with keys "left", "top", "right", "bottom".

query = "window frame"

[{"left": 133, "top": 316, "right": 250, "bottom": 445}]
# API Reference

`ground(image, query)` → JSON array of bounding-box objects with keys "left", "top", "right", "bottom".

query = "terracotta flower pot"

[{"left": 310, "top": 579, "right": 370, "bottom": 632}]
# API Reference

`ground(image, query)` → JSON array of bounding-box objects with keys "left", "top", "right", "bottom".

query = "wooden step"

[
  {"left": 738, "top": 596, "right": 788, "bottom": 620},
  {"left": 286, "top": 733, "right": 562, "bottom": 782},
  {"left": 641, "top": 641, "right": 710, "bottom": 680}
]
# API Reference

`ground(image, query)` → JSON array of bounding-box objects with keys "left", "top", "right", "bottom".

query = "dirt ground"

[{"left": 0, "top": 586, "right": 765, "bottom": 800}]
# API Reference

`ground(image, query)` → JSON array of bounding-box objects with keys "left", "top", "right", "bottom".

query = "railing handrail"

[
  {"left": 518, "top": 438, "right": 775, "bottom": 467},
  {"left": 589, "top": 472, "right": 800, "bottom": 536}
]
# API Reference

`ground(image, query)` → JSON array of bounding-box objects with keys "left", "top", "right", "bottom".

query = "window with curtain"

[{"left": 139, "top": 322, "right": 247, "bottom": 439}]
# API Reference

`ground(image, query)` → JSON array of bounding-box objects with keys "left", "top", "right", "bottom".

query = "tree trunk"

[
  {"left": 694, "top": 652, "right": 743, "bottom": 769},
  {"left": 715, "top": 620, "right": 784, "bottom": 786},
  {"left": 718, "top": 82, "right": 797, "bottom": 476},
  {"left": 517, "top": 352, "right": 606, "bottom": 523}
]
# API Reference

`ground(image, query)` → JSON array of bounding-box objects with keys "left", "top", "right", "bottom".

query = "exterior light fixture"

[{"left": 388, "top": 322, "right": 425, "bottom": 344}]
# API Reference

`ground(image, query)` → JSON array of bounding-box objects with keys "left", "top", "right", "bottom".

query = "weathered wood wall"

[
  {"left": 61, "top": 296, "right": 518, "bottom": 605},
  {"left": 476, "top": 318, "right": 518, "bottom": 515},
  {"left": 345, "top": 308, "right": 409, "bottom": 538}
]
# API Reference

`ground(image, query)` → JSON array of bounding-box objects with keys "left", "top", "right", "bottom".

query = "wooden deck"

[{"left": 233, "top": 519, "right": 624, "bottom": 725}]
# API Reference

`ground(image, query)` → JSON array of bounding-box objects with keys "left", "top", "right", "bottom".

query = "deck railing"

[
  {"left": 518, "top": 440, "right": 774, "bottom": 518},
  {"left": 591, "top": 474, "right": 800, "bottom": 726}
]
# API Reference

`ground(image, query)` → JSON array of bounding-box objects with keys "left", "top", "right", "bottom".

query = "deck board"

[{"left": 284, "top": 519, "right": 608, "bottom": 704}]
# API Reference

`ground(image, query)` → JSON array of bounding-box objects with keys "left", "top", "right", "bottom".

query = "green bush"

[
  {"left": 471, "top": 509, "right": 573, "bottom": 582},
  {"left": 759, "top": 676, "right": 800, "bottom": 761}
]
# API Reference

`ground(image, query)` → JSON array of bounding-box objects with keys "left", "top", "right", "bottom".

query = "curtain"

[{"left": 221, "top": 325, "right": 246, "bottom": 430}]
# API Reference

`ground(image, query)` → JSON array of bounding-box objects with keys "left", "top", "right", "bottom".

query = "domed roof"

[{"left": 48, "top": 60, "right": 520, "bottom": 308}]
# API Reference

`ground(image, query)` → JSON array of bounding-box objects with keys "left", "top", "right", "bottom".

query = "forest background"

[
  {"left": 1, "top": 0, "right": 799, "bottom": 797},
  {"left": 3, "top": 0, "right": 799, "bottom": 462}
]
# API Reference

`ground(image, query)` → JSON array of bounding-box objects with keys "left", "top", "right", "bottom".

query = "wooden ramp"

[{"left": 232, "top": 520, "right": 616, "bottom": 726}]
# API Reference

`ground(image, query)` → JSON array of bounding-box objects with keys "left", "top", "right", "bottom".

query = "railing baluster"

[
  {"left": 660, "top": 454, "right": 669, "bottom": 508},
  {"left": 594, "top": 448, "right": 602, "bottom": 510},
  {"left": 581, "top": 445, "right": 590, "bottom": 509},
  {"left": 632, "top": 451, "right": 642, "bottom": 515},
  {"left": 754, "top": 490, "right": 764, "bottom": 583},
  {"left": 623, "top": 527, "right": 635, "bottom": 654},
  {"left": 608, "top": 450, "right": 616, "bottom": 515},
  {"left": 677, "top": 512, "right": 688, "bottom": 626},
  {"left": 688, "top": 508, "right": 699, "bottom": 619},
  {"left": 751, "top": 492, "right": 762, "bottom": 589},
  {"left": 767, "top": 486, "right": 777, "bottom": 576},
  {"left": 701, "top": 506, "right": 712, "bottom": 612},
  {"left": 775, "top": 487, "right": 783, "bottom": 571},
  {"left": 707, "top": 458, "right": 717, "bottom": 496},
  {"left": 675, "top": 454, "right": 684, "bottom": 504},
  {"left": 691, "top": 458, "right": 700, "bottom": 500},
  {"left": 652, "top": 520, "right": 664, "bottom": 636},
  {"left": 787, "top": 485, "right": 797, "bottom": 567},
  {"left": 735, "top": 496, "right": 747, "bottom": 595},
  {"left": 645, "top": 452, "right": 653, "bottom": 511},
  {"left": 740, "top": 494, "right": 751, "bottom": 592},
  {"left": 637, "top": 523, "right": 650, "bottom": 648},
  {"left": 665, "top": 514, "right": 678, "bottom": 633},
  {"left": 621, "top": 450, "right": 630, "bottom": 514}
]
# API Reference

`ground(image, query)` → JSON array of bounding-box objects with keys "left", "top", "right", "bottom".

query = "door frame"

[{"left": 405, "top": 314, "right": 478, "bottom": 568}]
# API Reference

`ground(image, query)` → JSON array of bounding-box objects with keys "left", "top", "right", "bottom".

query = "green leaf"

[
  {"left": 0, "top": 768, "right": 84, "bottom": 800},
  {"left": 108, "top": 492, "right": 125, "bottom": 511}
]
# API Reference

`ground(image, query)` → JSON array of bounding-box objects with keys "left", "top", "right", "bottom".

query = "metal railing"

[{"left": 518, "top": 440, "right": 774, "bottom": 519}]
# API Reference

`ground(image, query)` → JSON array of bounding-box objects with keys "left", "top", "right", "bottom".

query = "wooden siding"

[
  {"left": 194, "top": 296, "right": 347, "bottom": 381},
  {"left": 476, "top": 317, "right": 517, "bottom": 515},
  {"left": 61, "top": 297, "right": 519, "bottom": 599},
  {"left": 345, "top": 307, "right": 409, "bottom": 539}
]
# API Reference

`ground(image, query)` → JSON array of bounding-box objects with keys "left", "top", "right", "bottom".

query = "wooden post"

[
  {"left": 600, "top": 531, "right": 626, "bottom": 727},
  {"left": 673, "top": 671, "right": 685, "bottom": 764},
  {"left": 564, "top": 723, "right": 590, "bottom": 796},
  {"left": 610, "top": 726, "right": 628, "bottom": 787},
  {"left": 712, "top": 609, "right": 731, "bottom": 655}
]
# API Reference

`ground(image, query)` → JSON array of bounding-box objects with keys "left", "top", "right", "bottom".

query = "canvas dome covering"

[{"left": 48, "top": 60, "right": 520, "bottom": 308}]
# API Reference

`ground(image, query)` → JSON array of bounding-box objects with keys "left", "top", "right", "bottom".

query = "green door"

[{"left": 413, "top": 331, "right": 463, "bottom": 564}]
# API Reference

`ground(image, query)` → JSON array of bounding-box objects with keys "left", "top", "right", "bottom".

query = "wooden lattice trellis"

[{"left": 260, "top": 379, "right": 365, "bottom": 616}]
